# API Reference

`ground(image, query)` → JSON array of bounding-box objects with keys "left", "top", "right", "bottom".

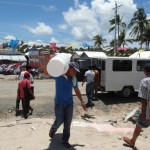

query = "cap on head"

[
  {"left": 24, "top": 72, "right": 30, "bottom": 78},
  {"left": 69, "top": 62, "right": 80, "bottom": 72}
]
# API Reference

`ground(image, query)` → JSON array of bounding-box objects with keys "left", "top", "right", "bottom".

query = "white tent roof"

[
  {"left": 72, "top": 51, "right": 84, "bottom": 59},
  {"left": 129, "top": 51, "right": 150, "bottom": 58},
  {"left": 74, "top": 51, "right": 84, "bottom": 56},
  {"left": 103, "top": 46, "right": 114, "bottom": 51},
  {"left": 81, "top": 51, "right": 107, "bottom": 59},
  {"left": 0, "top": 50, "right": 26, "bottom": 62},
  {"left": 0, "top": 55, "right": 26, "bottom": 61}
]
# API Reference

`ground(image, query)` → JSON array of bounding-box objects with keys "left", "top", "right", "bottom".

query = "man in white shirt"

[{"left": 82, "top": 66, "right": 95, "bottom": 108}]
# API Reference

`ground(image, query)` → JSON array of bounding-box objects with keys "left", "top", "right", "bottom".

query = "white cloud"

[
  {"left": 147, "top": 14, "right": 150, "bottom": 19},
  {"left": 49, "top": 37, "right": 66, "bottom": 47},
  {"left": 74, "top": 0, "right": 80, "bottom": 9},
  {"left": 24, "top": 40, "right": 49, "bottom": 46},
  {"left": 41, "top": 5, "right": 56, "bottom": 12},
  {"left": 50, "top": 37, "right": 59, "bottom": 43},
  {"left": 4, "top": 35, "right": 16, "bottom": 40},
  {"left": 58, "top": 24, "right": 68, "bottom": 30},
  {"left": 24, "top": 22, "right": 53, "bottom": 35},
  {"left": 62, "top": 0, "right": 137, "bottom": 46},
  {"left": 63, "top": 4, "right": 100, "bottom": 41}
]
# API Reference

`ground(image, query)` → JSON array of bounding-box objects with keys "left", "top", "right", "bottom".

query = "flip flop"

[{"left": 123, "top": 136, "right": 135, "bottom": 147}]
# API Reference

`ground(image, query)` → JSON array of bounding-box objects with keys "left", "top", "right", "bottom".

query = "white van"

[{"left": 99, "top": 57, "right": 150, "bottom": 97}]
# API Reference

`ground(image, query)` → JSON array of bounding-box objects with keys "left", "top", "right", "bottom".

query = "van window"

[
  {"left": 78, "top": 59, "right": 91, "bottom": 69},
  {"left": 101, "top": 60, "right": 105, "bottom": 70},
  {"left": 97, "top": 59, "right": 102, "bottom": 68},
  {"left": 113, "top": 60, "right": 132, "bottom": 71},
  {"left": 137, "top": 61, "right": 150, "bottom": 71}
]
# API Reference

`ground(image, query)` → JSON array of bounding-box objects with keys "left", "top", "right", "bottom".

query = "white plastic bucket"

[{"left": 46, "top": 53, "right": 71, "bottom": 77}]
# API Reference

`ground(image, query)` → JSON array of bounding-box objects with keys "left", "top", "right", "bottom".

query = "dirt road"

[
  {"left": 1, "top": 75, "right": 149, "bottom": 150},
  {"left": 0, "top": 75, "right": 140, "bottom": 120}
]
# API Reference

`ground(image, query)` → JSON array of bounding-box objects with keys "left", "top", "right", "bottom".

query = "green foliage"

[{"left": 93, "top": 34, "right": 107, "bottom": 49}]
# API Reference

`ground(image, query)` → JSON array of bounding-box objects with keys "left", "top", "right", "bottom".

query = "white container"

[{"left": 46, "top": 53, "right": 71, "bottom": 77}]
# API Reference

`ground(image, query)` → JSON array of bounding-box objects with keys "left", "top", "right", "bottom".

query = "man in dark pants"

[
  {"left": 16, "top": 65, "right": 34, "bottom": 116},
  {"left": 49, "top": 62, "right": 86, "bottom": 148},
  {"left": 17, "top": 72, "right": 35, "bottom": 119},
  {"left": 82, "top": 66, "right": 95, "bottom": 107}
]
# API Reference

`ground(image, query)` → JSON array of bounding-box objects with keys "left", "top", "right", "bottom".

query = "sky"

[{"left": 0, "top": 0, "right": 150, "bottom": 48}]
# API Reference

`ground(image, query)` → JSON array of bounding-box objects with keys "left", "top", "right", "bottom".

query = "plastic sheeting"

[{"left": 0, "top": 54, "right": 26, "bottom": 62}]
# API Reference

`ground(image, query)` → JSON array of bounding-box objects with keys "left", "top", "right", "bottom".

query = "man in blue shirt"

[{"left": 49, "top": 62, "right": 86, "bottom": 148}]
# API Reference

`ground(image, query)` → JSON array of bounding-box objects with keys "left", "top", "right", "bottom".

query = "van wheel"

[{"left": 121, "top": 87, "right": 133, "bottom": 98}]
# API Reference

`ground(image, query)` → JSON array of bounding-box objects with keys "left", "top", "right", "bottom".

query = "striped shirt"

[{"left": 138, "top": 76, "right": 150, "bottom": 119}]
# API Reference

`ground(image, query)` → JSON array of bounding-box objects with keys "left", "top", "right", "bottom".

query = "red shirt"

[{"left": 18, "top": 78, "right": 31, "bottom": 99}]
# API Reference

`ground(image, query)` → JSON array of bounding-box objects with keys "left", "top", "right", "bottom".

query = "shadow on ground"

[
  {"left": 97, "top": 92, "right": 139, "bottom": 106},
  {"left": 44, "top": 133, "right": 85, "bottom": 150}
]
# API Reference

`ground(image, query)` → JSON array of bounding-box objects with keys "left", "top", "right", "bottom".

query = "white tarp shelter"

[
  {"left": 0, "top": 50, "right": 26, "bottom": 62},
  {"left": 80, "top": 51, "right": 107, "bottom": 59},
  {"left": 129, "top": 51, "right": 150, "bottom": 58},
  {"left": 103, "top": 46, "right": 114, "bottom": 51},
  {"left": 77, "top": 51, "right": 107, "bottom": 69},
  {"left": 72, "top": 51, "right": 84, "bottom": 60}
]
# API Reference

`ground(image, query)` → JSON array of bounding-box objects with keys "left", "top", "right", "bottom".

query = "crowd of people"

[
  {"left": 48, "top": 62, "right": 150, "bottom": 149},
  {"left": 14, "top": 60, "right": 150, "bottom": 149}
]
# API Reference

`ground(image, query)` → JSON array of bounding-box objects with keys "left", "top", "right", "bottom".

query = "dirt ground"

[{"left": 0, "top": 75, "right": 150, "bottom": 150}]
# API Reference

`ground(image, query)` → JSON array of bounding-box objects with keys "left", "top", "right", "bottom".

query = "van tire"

[{"left": 121, "top": 86, "right": 133, "bottom": 98}]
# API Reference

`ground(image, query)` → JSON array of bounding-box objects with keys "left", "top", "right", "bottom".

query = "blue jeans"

[
  {"left": 86, "top": 82, "right": 94, "bottom": 104},
  {"left": 51, "top": 104, "right": 73, "bottom": 142}
]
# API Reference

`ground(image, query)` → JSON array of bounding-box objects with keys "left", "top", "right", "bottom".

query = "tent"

[
  {"left": 77, "top": 51, "right": 107, "bottom": 69},
  {"left": 103, "top": 46, "right": 114, "bottom": 51},
  {"left": 117, "top": 47, "right": 129, "bottom": 51},
  {"left": 0, "top": 50, "right": 26, "bottom": 63},
  {"left": 80, "top": 51, "right": 107, "bottom": 59},
  {"left": 0, "top": 50, "right": 27, "bottom": 74},
  {"left": 72, "top": 51, "right": 84, "bottom": 60},
  {"left": 129, "top": 50, "right": 150, "bottom": 58}
]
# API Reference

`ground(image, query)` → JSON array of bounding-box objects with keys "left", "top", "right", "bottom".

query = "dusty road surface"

[{"left": 0, "top": 75, "right": 150, "bottom": 150}]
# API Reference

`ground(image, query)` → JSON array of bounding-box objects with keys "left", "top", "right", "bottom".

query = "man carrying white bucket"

[{"left": 47, "top": 57, "right": 86, "bottom": 148}]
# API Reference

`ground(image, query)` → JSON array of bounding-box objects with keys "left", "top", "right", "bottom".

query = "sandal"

[{"left": 123, "top": 136, "right": 135, "bottom": 147}]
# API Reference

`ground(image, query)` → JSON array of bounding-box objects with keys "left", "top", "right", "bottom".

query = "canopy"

[
  {"left": 80, "top": 51, "right": 107, "bottom": 59},
  {"left": 0, "top": 50, "right": 26, "bottom": 62},
  {"left": 117, "top": 47, "right": 129, "bottom": 51},
  {"left": 129, "top": 50, "right": 150, "bottom": 58}
]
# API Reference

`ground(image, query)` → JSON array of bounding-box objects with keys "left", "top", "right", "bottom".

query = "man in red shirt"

[{"left": 17, "top": 72, "right": 35, "bottom": 119}]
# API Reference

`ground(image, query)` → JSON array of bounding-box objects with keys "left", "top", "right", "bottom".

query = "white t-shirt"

[
  {"left": 84, "top": 70, "right": 95, "bottom": 84},
  {"left": 19, "top": 71, "right": 34, "bottom": 83}
]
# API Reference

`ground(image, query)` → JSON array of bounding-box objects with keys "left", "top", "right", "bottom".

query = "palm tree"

[
  {"left": 128, "top": 8, "right": 150, "bottom": 48},
  {"left": 140, "top": 27, "right": 150, "bottom": 49},
  {"left": 118, "top": 30, "right": 133, "bottom": 48},
  {"left": 109, "top": 14, "right": 126, "bottom": 42},
  {"left": 93, "top": 34, "right": 107, "bottom": 50}
]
